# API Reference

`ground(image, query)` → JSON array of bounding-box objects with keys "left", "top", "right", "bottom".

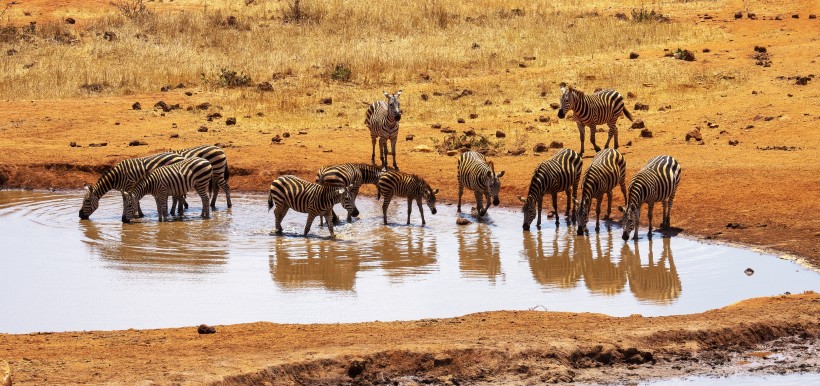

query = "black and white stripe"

[
  {"left": 517, "top": 148, "right": 582, "bottom": 230},
  {"left": 457, "top": 151, "right": 505, "bottom": 217},
  {"left": 173, "top": 145, "right": 231, "bottom": 209},
  {"left": 125, "top": 157, "right": 213, "bottom": 222},
  {"left": 267, "top": 175, "right": 354, "bottom": 237},
  {"left": 79, "top": 152, "right": 185, "bottom": 223},
  {"left": 618, "top": 155, "right": 681, "bottom": 240},
  {"left": 557, "top": 83, "right": 633, "bottom": 155},
  {"left": 377, "top": 170, "right": 438, "bottom": 225},
  {"left": 315, "top": 163, "right": 383, "bottom": 222},
  {"left": 366, "top": 90, "right": 403, "bottom": 170},
  {"left": 575, "top": 148, "right": 628, "bottom": 235}
]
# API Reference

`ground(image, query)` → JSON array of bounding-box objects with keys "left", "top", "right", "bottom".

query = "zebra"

[
  {"left": 618, "top": 155, "right": 681, "bottom": 240},
  {"left": 316, "top": 163, "right": 385, "bottom": 222},
  {"left": 377, "top": 170, "right": 438, "bottom": 225},
  {"left": 79, "top": 152, "right": 186, "bottom": 223},
  {"left": 267, "top": 175, "right": 355, "bottom": 237},
  {"left": 172, "top": 144, "right": 232, "bottom": 210},
  {"left": 557, "top": 82, "right": 633, "bottom": 155},
  {"left": 517, "top": 148, "right": 582, "bottom": 230},
  {"left": 366, "top": 90, "right": 403, "bottom": 170},
  {"left": 124, "top": 157, "right": 213, "bottom": 223},
  {"left": 457, "top": 151, "right": 505, "bottom": 217},
  {"left": 575, "top": 148, "right": 628, "bottom": 235}
]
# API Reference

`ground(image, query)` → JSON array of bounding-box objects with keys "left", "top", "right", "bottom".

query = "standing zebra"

[
  {"left": 316, "top": 163, "right": 384, "bottom": 222},
  {"left": 575, "top": 148, "right": 628, "bottom": 235},
  {"left": 377, "top": 170, "right": 438, "bottom": 225},
  {"left": 173, "top": 144, "right": 232, "bottom": 209},
  {"left": 457, "top": 151, "right": 505, "bottom": 217},
  {"left": 366, "top": 90, "right": 403, "bottom": 170},
  {"left": 268, "top": 175, "right": 355, "bottom": 237},
  {"left": 79, "top": 152, "right": 185, "bottom": 223},
  {"left": 517, "top": 148, "right": 582, "bottom": 230},
  {"left": 618, "top": 155, "right": 681, "bottom": 240},
  {"left": 557, "top": 83, "right": 633, "bottom": 155},
  {"left": 124, "top": 157, "right": 213, "bottom": 223}
]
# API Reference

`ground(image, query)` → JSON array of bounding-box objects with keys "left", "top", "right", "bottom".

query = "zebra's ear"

[
  {"left": 517, "top": 195, "right": 526, "bottom": 203},
  {"left": 383, "top": 91, "right": 390, "bottom": 98},
  {"left": 396, "top": 90, "right": 402, "bottom": 97},
  {"left": 83, "top": 184, "right": 90, "bottom": 191},
  {"left": 432, "top": 188, "right": 439, "bottom": 194},
  {"left": 337, "top": 188, "right": 345, "bottom": 195},
  {"left": 497, "top": 170, "right": 505, "bottom": 178},
  {"left": 617, "top": 205, "right": 626, "bottom": 213}
]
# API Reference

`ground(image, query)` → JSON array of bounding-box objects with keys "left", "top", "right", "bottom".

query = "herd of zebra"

[{"left": 78, "top": 84, "right": 682, "bottom": 241}]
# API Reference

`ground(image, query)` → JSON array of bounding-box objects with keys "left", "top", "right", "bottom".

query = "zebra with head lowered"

[
  {"left": 316, "top": 163, "right": 384, "bottom": 222},
  {"left": 125, "top": 157, "right": 213, "bottom": 223},
  {"left": 517, "top": 148, "right": 582, "bottom": 230},
  {"left": 557, "top": 83, "right": 633, "bottom": 155},
  {"left": 575, "top": 148, "right": 628, "bottom": 235},
  {"left": 457, "top": 151, "right": 505, "bottom": 217},
  {"left": 268, "top": 175, "right": 355, "bottom": 238},
  {"left": 172, "top": 144, "right": 231, "bottom": 210},
  {"left": 619, "top": 155, "right": 681, "bottom": 240},
  {"left": 79, "top": 152, "right": 185, "bottom": 223},
  {"left": 366, "top": 90, "right": 403, "bottom": 170},
  {"left": 377, "top": 170, "right": 438, "bottom": 225}
]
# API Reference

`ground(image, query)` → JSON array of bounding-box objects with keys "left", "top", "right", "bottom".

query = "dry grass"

[{"left": 0, "top": 0, "right": 720, "bottom": 103}]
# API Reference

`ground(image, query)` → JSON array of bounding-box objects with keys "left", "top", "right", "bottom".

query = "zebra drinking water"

[
  {"left": 517, "top": 148, "right": 582, "bottom": 230},
  {"left": 457, "top": 151, "right": 505, "bottom": 217},
  {"left": 575, "top": 148, "right": 628, "bottom": 235},
  {"left": 619, "top": 155, "right": 681, "bottom": 240},
  {"left": 79, "top": 152, "right": 185, "bottom": 223},
  {"left": 172, "top": 144, "right": 231, "bottom": 209},
  {"left": 377, "top": 170, "right": 438, "bottom": 225},
  {"left": 557, "top": 83, "right": 633, "bottom": 155},
  {"left": 124, "top": 157, "right": 213, "bottom": 223},
  {"left": 268, "top": 175, "right": 355, "bottom": 238},
  {"left": 316, "top": 163, "right": 385, "bottom": 222},
  {"left": 366, "top": 90, "right": 403, "bottom": 170}
]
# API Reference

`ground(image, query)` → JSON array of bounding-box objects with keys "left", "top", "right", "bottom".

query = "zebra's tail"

[
  {"left": 224, "top": 161, "right": 230, "bottom": 182},
  {"left": 267, "top": 190, "right": 274, "bottom": 211},
  {"left": 623, "top": 108, "right": 634, "bottom": 122},
  {"left": 376, "top": 188, "right": 381, "bottom": 201}
]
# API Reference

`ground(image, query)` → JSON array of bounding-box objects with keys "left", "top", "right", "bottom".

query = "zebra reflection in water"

[
  {"left": 522, "top": 227, "right": 582, "bottom": 289},
  {"left": 621, "top": 237, "right": 681, "bottom": 304},
  {"left": 457, "top": 223, "right": 502, "bottom": 282},
  {"left": 269, "top": 237, "right": 361, "bottom": 292}
]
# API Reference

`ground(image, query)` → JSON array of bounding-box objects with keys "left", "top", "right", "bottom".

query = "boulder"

[
  {"left": 533, "top": 143, "right": 548, "bottom": 152},
  {"left": 685, "top": 129, "right": 702, "bottom": 141}
]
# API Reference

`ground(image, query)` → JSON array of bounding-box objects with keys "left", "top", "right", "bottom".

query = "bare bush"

[{"left": 110, "top": 0, "right": 152, "bottom": 21}]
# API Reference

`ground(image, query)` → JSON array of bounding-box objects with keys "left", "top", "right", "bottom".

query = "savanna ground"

[{"left": 0, "top": 0, "right": 818, "bottom": 384}]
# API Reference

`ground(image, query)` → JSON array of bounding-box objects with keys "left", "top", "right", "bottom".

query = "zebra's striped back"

[
  {"left": 80, "top": 152, "right": 184, "bottom": 219},
  {"left": 268, "top": 175, "right": 350, "bottom": 216},
  {"left": 174, "top": 144, "right": 231, "bottom": 208},
  {"left": 575, "top": 149, "right": 626, "bottom": 228},
  {"left": 558, "top": 86, "right": 632, "bottom": 127},
  {"left": 621, "top": 155, "right": 681, "bottom": 239},
  {"left": 378, "top": 171, "right": 435, "bottom": 202},
  {"left": 317, "top": 163, "right": 363, "bottom": 188},
  {"left": 130, "top": 157, "right": 213, "bottom": 202},
  {"left": 350, "top": 163, "right": 384, "bottom": 186}
]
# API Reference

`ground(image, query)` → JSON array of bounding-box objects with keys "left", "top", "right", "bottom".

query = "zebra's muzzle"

[
  {"left": 557, "top": 109, "right": 566, "bottom": 119},
  {"left": 431, "top": 208, "right": 437, "bottom": 215},
  {"left": 351, "top": 208, "right": 360, "bottom": 217},
  {"left": 522, "top": 224, "right": 530, "bottom": 231},
  {"left": 79, "top": 209, "right": 89, "bottom": 220},
  {"left": 394, "top": 114, "right": 402, "bottom": 122},
  {"left": 622, "top": 232, "right": 630, "bottom": 241}
]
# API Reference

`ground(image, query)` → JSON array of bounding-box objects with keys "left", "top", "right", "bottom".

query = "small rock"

[
  {"left": 495, "top": 130, "right": 506, "bottom": 138},
  {"left": 702, "top": 48, "right": 711, "bottom": 53},
  {"left": 538, "top": 115, "right": 550, "bottom": 123},
  {"left": 484, "top": 99, "right": 493, "bottom": 105},
  {"left": 744, "top": 268, "right": 754, "bottom": 276},
  {"left": 132, "top": 102, "right": 141, "bottom": 110},
  {"left": 271, "top": 135, "right": 282, "bottom": 143},
  {"left": 508, "top": 147, "right": 526, "bottom": 156},
  {"left": 791, "top": 14, "right": 799, "bottom": 19},
  {"left": 419, "top": 72, "right": 431, "bottom": 81},
  {"left": 469, "top": 113, "right": 478, "bottom": 119},
  {"left": 549, "top": 102, "right": 560, "bottom": 110},
  {"left": 433, "top": 354, "right": 453, "bottom": 367},
  {"left": 154, "top": 100, "right": 171, "bottom": 112},
  {"left": 634, "top": 102, "right": 649, "bottom": 111},
  {"left": 160, "top": 85, "right": 171, "bottom": 92},
  {"left": 69, "top": 141, "right": 77, "bottom": 147},
  {"left": 549, "top": 141, "right": 563, "bottom": 149},
  {"left": 412, "top": 145, "right": 433, "bottom": 153},
  {"left": 322, "top": 149, "right": 333, "bottom": 153},
  {"left": 624, "top": 140, "right": 632, "bottom": 146},
  {"left": 686, "top": 129, "right": 702, "bottom": 141},
  {"left": 503, "top": 99, "right": 511, "bottom": 104},
  {"left": 675, "top": 49, "right": 696, "bottom": 61},
  {"left": 748, "top": 13, "right": 757, "bottom": 20},
  {"left": 446, "top": 150, "right": 459, "bottom": 156},
  {"left": 707, "top": 122, "right": 719, "bottom": 128},
  {"left": 795, "top": 77, "right": 810, "bottom": 85},
  {"left": 615, "top": 12, "right": 628, "bottom": 20},
  {"left": 348, "top": 358, "right": 367, "bottom": 378},
  {"left": 128, "top": 140, "right": 148, "bottom": 146},
  {"left": 257, "top": 82, "right": 273, "bottom": 92},
  {"left": 464, "top": 129, "right": 476, "bottom": 136},
  {"left": 431, "top": 123, "right": 442, "bottom": 129},
  {"left": 198, "top": 126, "right": 208, "bottom": 132},
  {"left": 320, "top": 97, "right": 332, "bottom": 105},
  {"left": 456, "top": 218, "right": 471, "bottom": 225},
  {"left": 170, "top": 133, "right": 179, "bottom": 138},
  {"left": 282, "top": 132, "right": 291, "bottom": 138},
  {"left": 197, "top": 324, "right": 216, "bottom": 334},
  {"left": 533, "top": 143, "right": 548, "bottom": 152},
  {"left": 640, "top": 128, "right": 653, "bottom": 138},
  {"left": 88, "top": 142, "right": 107, "bottom": 147},
  {"left": 629, "top": 52, "right": 639, "bottom": 59},
  {"left": 421, "top": 93, "right": 429, "bottom": 101},
  {"left": 184, "top": 91, "right": 193, "bottom": 96},
  {"left": 627, "top": 91, "right": 637, "bottom": 98},
  {"left": 196, "top": 102, "right": 211, "bottom": 110},
  {"left": 726, "top": 222, "right": 746, "bottom": 229},
  {"left": 298, "top": 130, "right": 308, "bottom": 135},
  {"left": 809, "top": 14, "right": 816, "bottom": 19},
  {"left": 176, "top": 83, "right": 184, "bottom": 89},
  {"left": 457, "top": 118, "right": 465, "bottom": 124},
  {"left": 405, "top": 134, "right": 415, "bottom": 141},
  {"left": 65, "top": 17, "right": 76, "bottom": 24},
  {"left": 754, "top": 45, "right": 767, "bottom": 53},
  {"left": 225, "top": 117, "right": 236, "bottom": 126},
  {"left": 6, "top": 49, "right": 16, "bottom": 56},
  {"left": 631, "top": 119, "right": 645, "bottom": 129},
  {"left": 734, "top": 11, "right": 743, "bottom": 19},
  {"left": 441, "top": 128, "right": 455, "bottom": 134},
  {"left": 729, "top": 139, "right": 739, "bottom": 146}
]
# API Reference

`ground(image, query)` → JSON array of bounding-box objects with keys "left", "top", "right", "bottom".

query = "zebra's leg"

[
  {"left": 604, "top": 191, "right": 613, "bottom": 220},
  {"left": 647, "top": 201, "right": 655, "bottom": 236},
  {"left": 274, "top": 205, "right": 288, "bottom": 234},
  {"left": 633, "top": 204, "right": 641, "bottom": 240},
  {"left": 666, "top": 190, "right": 677, "bottom": 230},
  {"left": 136, "top": 200, "right": 145, "bottom": 218},
  {"left": 121, "top": 193, "right": 131, "bottom": 223},
  {"left": 379, "top": 137, "right": 389, "bottom": 170},
  {"left": 552, "top": 192, "right": 559, "bottom": 226},
  {"left": 564, "top": 188, "right": 572, "bottom": 222},
  {"left": 577, "top": 123, "right": 586, "bottom": 156},
  {"left": 304, "top": 214, "right": 317, "bottom": 236},
  {"left": 390, "top": 137, "right": 399, "bottom": 170},
  {"left": 216, "top": 172, "right": 232, "bottom": 209},
  {"left": 406, "top": 197, "right": 413, "bottom": 225},
  {"left": 197, "top": 188, "right": 210, "bottom": 219},
  {"left": 457, "top": 180, "right": 464, "bottom": 212},
  {"left": 371, "top": 135, "right": 377, "bottom": 165},
  {"left": 604, "top": 123, "right": 615, "bottom": 149},
  {"left": 417, "top": 198, "right": 426, "bottom": 225},
  {"left": 474, "top": 190, "right": 485, "bottom": 217},
  {"left": 382, "top": 193, "right": 392, "bottom": 225},
  {"left": 589, "top": 125, "right": 601, "bottom": 152},
  {"left": 325, "top": 210, "right": 335, "bottom": 238},
  {"left": 595, "top": 196, "right": 603, "bottom": 231},
  {"left": 609, "top": 122, "right": 619, "bottom": 149},
  {"left": 156, "top": 195, "right": 168, "bottom": 222},
  {"left": 209, "top": 176, "right": 219, "bottom": 210},
  {"left": 661, "top": 199, "right": 669, "bottom": 229},
  {"left": 536, "top": 198, "right": 542, "bottom": 229}
]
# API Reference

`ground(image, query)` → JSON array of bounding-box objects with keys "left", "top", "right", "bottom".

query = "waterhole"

[{"left": 0, "top": 190, "right": 817, "bottom": 333}]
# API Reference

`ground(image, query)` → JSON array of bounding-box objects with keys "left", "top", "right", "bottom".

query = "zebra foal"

[
  {"left": 268, "top": 175, "right": 354, "bottom": 237},
  {"left": 517, "top": 148, "right": 582, "bottom": 230},
  {"left": 457, "top": 151, "right": 505, "bottom": 217},
  {"left": 575, "top": 148, "right": 627, "bottom": 235},
  {"left": 557, "top": 83, "right": 633, "bottom": 155},
  {"left": 366, "top": 90, "right": 403, "bottom": 170},
  {"left": 377, "top": 170, "right": 438, "bottom": 225},
  {"left": 79, "top": 152, "right": 185, "bottom": 223},
  {"left": 125, "top": 157, "right": 213, "bottom": 222},
  {"left": 619, "top": 155, "right": 681, "bottom": 240}
]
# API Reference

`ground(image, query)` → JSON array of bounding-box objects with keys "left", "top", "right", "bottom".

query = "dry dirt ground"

[{"left": 0, "top": 0, "right": 819, "bottom": 384}]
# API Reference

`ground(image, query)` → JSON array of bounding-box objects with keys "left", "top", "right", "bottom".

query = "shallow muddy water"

[{"left": 0, "top": 190, "right": 817, "bottom": 333}]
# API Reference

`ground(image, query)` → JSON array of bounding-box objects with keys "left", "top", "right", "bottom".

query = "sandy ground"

[{"left": 1, "top": 1, "right": 819, "bottom": 384}]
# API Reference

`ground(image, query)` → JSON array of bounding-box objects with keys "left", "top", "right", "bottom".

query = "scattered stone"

[
  {"left": 154, "top": 100, "right": 171, "bottom": 112},
  {"left": 184, "top": 91, "right": 193, "bottom": 96},
  {"left": 405, "top": 134, "right": 415, "bottom": 141},
  {"left": 433, "top": 354, "right": 453, "bottom": 367},
  {"left": 533, "top": 143, "right": 548, "bottom": 152},
  {"left": 745, "top": 268, "right": 754, "bottom": 276},
  {"left": 548, "top": 141, "right": 563, "bottom": 149},
  {"left": 792, "top": 14, "right": 799, "bottom": 19},
  {"left": 452, "top": 89, "right": 473, "bottom": 100},
  {"left": 441, "top": 128, "right": 455, "bottom": 134},
  {"left": 702, "top": 48, "right": 711, "bottom": 53},
  {"left": 420, "top": 93, "right": 429, "bottom": 101},
  {"left": 752, "top": 90, "right": 758, "bottom": 94},
  {"left": 757, "top": 145, "right": 797, "bottom": 151},
  {"left": 298, "top": 130, "right": 308, "bottom": 135},
  {"left": 320, "top": 97, "right": 332, "bottom": 105},
  {"left": 640, "top": 128, "right": 653, "bottom": 138},
  {"left": 624, "top": 140, "right": 633, "bottom": 146},
  {"left": 518, "top": 62, "right": 527, "bottom": 68},
  {"left": 469, "top": 113, "right": 478, "bottom": 119},
  {"left": 456, "top": 218, "right": 471, "bottom": 225},
  {"left": 322, "top": 149, "right": 333, "bottom": 153},
  {"left": 65, "top": 17, "right": 76, "bottom": 24},
  {"left": 686, "top": 129, "right": 702, "bottom": 141},
  {"left": 196, "top": 102, "right": 211, "bottom": 110},
  {"left": 795, "top": 76, "right": 810, "bottom": 85},
  {"left": 629, "top": 52, "right": 639, "bottom": 59},
  {"left": 282, "top": 132, "right": 290, "bottom": 138},
  {"left": 257, "top": 82, "right": 273, "bottom": 91},
  {"left": 412, "top": 145, "right": 433, "bottom": 153},
  {"left": 271, "top": 135, "right": 282, "bottom": 143},
  {"left": 347, "top": 358, "right": 367, "bottom": 378},
  {"left": 225, "top": 117, "right": 236, "bottom": 126},
  {"left": 69, "top": 141, "right": 77, "bottom": 147},
  {"left": 729, "top": 139, "right": 739, "bottom": 146},
  {"left": 707, "top": 122, "right": 719, "bottom": 128},
  {"left": 726, "top": 222, "right": 746, "bottom": 229},
  {"left": 132, "top": 102, "right": 141, "bottom": 110},
  {"left": 754, "top": 45, "right": 767, "bottom": 53},
  {"left": 503, "top": 99, "right": 511, "bottom": 104},
  {"left": 198, "top": 126, "right": 208, "bottom": 132},
  {"left": 747, "top": 13, "right": 757, "bottom": 20},
  {"left": 484, "top": 99, "right": 493, "bottom": 106},
  {"left": 495, "top": 130, "right": 506, "bottom": 138},
  {"left": 316, "top": 108, "right": 324, "bottom": 113},
  {"left": 631, "top": 119, "right": 645, "bottom": 129},
  {"left": 419, "top": 72, "right": 431, "bottom": 81},
  {"left": 809, "top": 14, "right": 817, "bottom": 19},
  {"left": 674, "top": 49, "right": 696, "bottom": 61},
  {"left": 626, "top": 91, "right": 636, "bottom": 99},
  {"left": 464, "top": 129, "right": 476, "bottom": 136},
  {"left": 538, "top": 115, "right": 550, "bottom": 123},
  {"left": 734, "top": 11, "right": 743, "bottom": 19},
  {"left": 170, "top": 133, "right": 179, "bottom": 138},
  {"left": 197, "top": 324, "right": 216, "bottom": 334},
  {"left": 446, "top": 150, "right": 459, "bottom": 156},
  {"left": 549, "top": 102, "right": 560, "bottom": 110},
  {"left": 160, "top": 85, "right": 171, "bottom": 92},
  {"left": 634, "top": 102, "right": 649, "bottom": 111},
  {"left": 614, "top": 12, "right": 628, "bottom": 20},
  {"left": 128, "top": 140, "right": 148, "bottom": 146},
  {"left": 457, "top": 118, "right": 465, "bottom": 124},
  {"left": 508, "top": 147, "right": 526, "bottom": 156},
  {"left": 88, "top": 142, "right": 107, "bottom": 147},
  {"left": 431, "top": 123, "right": 442, "bottom": 129}
]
